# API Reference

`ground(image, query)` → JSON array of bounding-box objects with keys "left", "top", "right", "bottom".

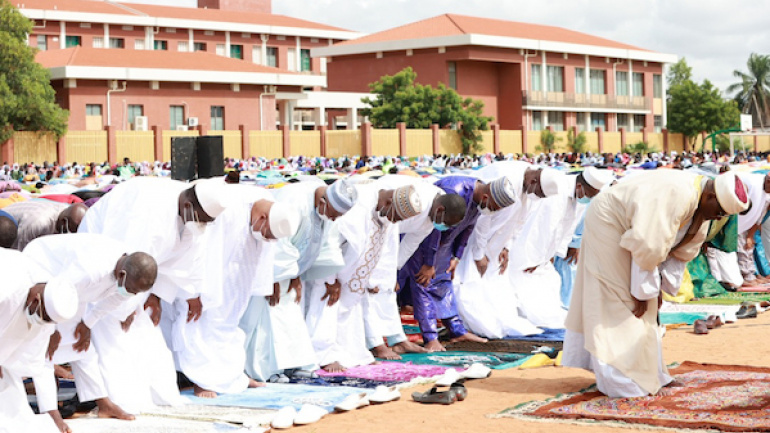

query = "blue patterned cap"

[
  {"left": 326, "top": 178, "right": 357, "bottom": 214},
  {"left": 489, "top": 177, "right": 516, "bottom": 208}
]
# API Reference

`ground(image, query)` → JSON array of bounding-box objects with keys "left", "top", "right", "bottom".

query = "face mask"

[
  {"left": 432, "top": 209, "right": 450, "bottom": 231},
  {"left": 316, "top": 200, "right": 331, "bottom": 223},
  {"left": 251, "top": 219, "right": 276, "bottom": 243},
  {"left": 116, "top": 273, "right": 133, "bottom": 298},
  {"left": 477, "top": 197, "right": 494, "bottom": 216},
  {"left": 577, "top": 196, "right": 592, "bottom": 205},
  {"left": 184, "top": 221, "right": 205, "bottom": 237},
  {"left": 25, "top": 294, "right": 45, "bottom": 326},
  {"left": 377, "top": 205, "right": 393, "bottom": 225}
]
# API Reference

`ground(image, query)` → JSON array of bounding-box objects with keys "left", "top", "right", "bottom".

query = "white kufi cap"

[
  {"left": 194, "top": 179, "right": 230, "bottom": 219},
  {"left": 44, "top": 277, "right": 79, "bottom": 323},
  {"left": 268, "top": 202, "right": 301, "bottom": 239},
  {"left": 583, "top": 167, "right": 615, "bottom": 190}
]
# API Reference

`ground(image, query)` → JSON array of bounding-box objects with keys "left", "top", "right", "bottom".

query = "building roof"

[
  {"left": 36, "top": 47, "right": 326, "bottom": 87},
  {"left": 314, "top": 13, "right": 677, "bottom": 64},
  {"left": 18, "top": 0, "right": 359, "bottom": 39}
]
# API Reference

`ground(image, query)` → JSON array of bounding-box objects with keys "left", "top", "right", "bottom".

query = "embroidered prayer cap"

[
  {"left": 489, "top": 176, "right": 516, "bottom": 208},
  {"left": 44, "top": 277, "right": 79, "bottom": 323},
  {"left": 392, "top": 185, "right": 422, "bottom": 220},
  {"left": 268, "top": 202, "right": 301, "bottom": 239},
  {"left": 326, "top": 178, "right": 357, "bottom": 214},
  {"left": 193, "top": 179, "right": 230, "bottom": 219},
  {"left": 715, "top": 172, "right": 749, "bottom": 215},
  {"left": 583, "top": 167, "right": 615, "bottom": 191},
  {"left": 539, "top": 168, "right": 562, "bottom": 197}
]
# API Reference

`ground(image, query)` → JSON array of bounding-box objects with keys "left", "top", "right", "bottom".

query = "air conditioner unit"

[
  {"left": 176, "top": 125, "right": 188, "bottom": 131},
  {"left": 187, "top": 117, "right": 199, "bottom": 127},
  {"left": 134, "top": 116, "right": 148, "bottom": 131}
]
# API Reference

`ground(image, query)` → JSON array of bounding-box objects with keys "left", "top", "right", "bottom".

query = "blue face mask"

[
  {"left": 116, "top": 273, "right": 133, "bottom": 298},
  {"left": 432, "top": 209, "right": 450, "bottom": 231},
  {"left": 577, "top": 196, "right": 592, "bottom": 205}
]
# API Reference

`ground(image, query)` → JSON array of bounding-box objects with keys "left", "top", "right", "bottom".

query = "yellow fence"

[
  {"left": 13, "top": 131, "right": 57, "bottom": 164},
  {"left": 648, "top": 133, "right": 664, "bottom": 151},
  {"left": 289, "top": 131, "right": 321, "bottom": 157},
  {"left": 498, "top": 130, "right": 522, "bottom": 154},
  {"left": 326, "top": 130, "right": 361, "bottom": 158},
  {"left": 207, "top": 131, "right": 242, "bottom": 160},
  {"left": 116, "top": 131, "right": 154, "bottom": 163},
  {"left": 669, "top": 133, "right": 685, "bottom": 153},
  {"left": 250, "top": 131, "right": 283, "bottom": 159},
  {"left": 604, "top": 132, "right": 622, "bottom": 154},
  {"left": 65, "top": 131, "right": 108, "bottom": 164},
  {"left": 478, "top": 130, "right": 493, "bottom": 153},
  {"left": 372, "top": 129, "right": 399, "bottom": 156},
  {"left": 438, "top": 130, "right": 463, "bottom": 155},
  {"left": 625, "top": 132, "right": 645, "bottom": 147},
  {"left": 758, "top": 136, "right": 770, "bottom": 152},
  {"left": 405, "top": 130, "right": 433, "bottom": 157},
  {"left": 162, "top": 130, "right": 199, "bottom": 162},
  {"left": 585, "top": 131, "right": 599, "bottom": 153},
  {"left": 552, "top": 131, "right": 569, "bottom": 153},
  {"left": 527, "top": 131, "right": 541, "bottom": 152}
]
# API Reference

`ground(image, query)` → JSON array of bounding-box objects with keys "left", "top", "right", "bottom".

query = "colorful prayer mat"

[
  {"left": 495, "top": 361, "right": 770, "bottom": 432},
  {"left": 316, "top": 361, "right": 450, "bottom": 383},
  {"left": 503, "top": 327, "right": 565, "bottom": 342},
  {"left": 445, "top": 338, "right": 563, "bottom": 353},
  {"left": 182, "top": 383, "right": 368, "bottom": 412},
  {"left": 391, "top": 351, "right": 530, "bottom": 370},
  {"left": 67, "top": 416, "right": 249, "bottom": 433},
  {"left": 737, "top": 285, "right": 770, "bottom": 293},
  {"left": 687, "top": 291, "right": 770, "bottom": 305},
  {"left": 289, "top": 376, "right": 402, "bottom": 389},
  {"left": 659, "top": 311, "right": 710, "bottom": 325}
]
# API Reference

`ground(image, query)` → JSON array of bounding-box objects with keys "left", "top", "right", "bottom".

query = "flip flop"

[
  {"left": 270, "top": 406, "right": 297, "bottom": 429},
  {"left": 412, "top": 386, "right": 457, "bottom": 405},
  {"left": 334, "top": 392, "right": 370, "bottom": 412},
  {"left": 294, "top": 404, "right": 328, "bottom": 425},
  {"left": 436, "top": 368, "right": 462, "bottom": 386},
  {"left": 460, "top": 363, "right": 492, "bottom": 379},
  {"left": 449, "top": 382, "right": 467, "bottom": 401}
]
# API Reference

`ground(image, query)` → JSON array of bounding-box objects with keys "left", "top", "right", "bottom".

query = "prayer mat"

[
  {"left": 687, "top": 291, "right": 770, "bottom": 305},
  {"left": 494, "top": 361, "right": 770, "bottom": 432},
  {"left": 182, "top": 383, "right": 369, "bottom": 412},
  {"left": 737, "top": 285, "right": 770, "bottom": 293},
  {"left": 66, "top": 416, "right": 252, "bottom": 433},
  {"left": 290, "top": 376, "right": 403, "bottom": 389},
  {"left": 504, "top": 328, "right": 565, "bottom": 342},
  {"left": 392, "top": 351, "right": 531, "bottom": 370},
  {"left": 659, "top": 311, "right": 710, "bottom": 325},
  {"left": 317, "top": 361, "right": 450, "bottom": 383},
  {"left": 446, "top": 338, "right": 563, "bottom": 354}
]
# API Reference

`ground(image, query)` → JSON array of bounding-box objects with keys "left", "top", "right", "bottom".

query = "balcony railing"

[{"left": 522, "top": 91, "right": 651, "bottom": 111}]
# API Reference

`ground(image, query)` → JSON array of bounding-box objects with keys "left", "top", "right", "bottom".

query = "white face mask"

[
  {"left": 116, "top": 273, "right": 133, "bottom": 298},
  {"left": 184, "top": 220, "right": 206, "bottom": 237},
  {"left": 316, "top": 201, "right": 331, "bottom": 223},
  {"left": 477, "top": 197, "right": 494, "bottom": 216},
  {"left": 251, "top": 219, "right": 276, "bottom": 243},
  {"left": 25, "top": 294, "right": 45, "bottom": 326}
]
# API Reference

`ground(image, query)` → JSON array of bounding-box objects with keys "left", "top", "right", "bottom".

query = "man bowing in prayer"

[{"left": 563, "top": 171, "right": 749, "bottom": 397}]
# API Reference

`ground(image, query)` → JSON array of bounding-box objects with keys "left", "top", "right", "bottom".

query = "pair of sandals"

[
  {"left": 412, "top": 380, "right": 467, "bottom": 405},
  {"left": 693, "top": 315, "right": 723, "bottom": 335}
]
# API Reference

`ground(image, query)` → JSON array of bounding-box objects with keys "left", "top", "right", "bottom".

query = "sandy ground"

[{"left": 285, "top": 311, "right": 770, "bottom": 433}]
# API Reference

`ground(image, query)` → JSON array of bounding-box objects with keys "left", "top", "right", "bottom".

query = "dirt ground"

[{"left": 288, "top": 311, "right": 770, "bottom": 433}]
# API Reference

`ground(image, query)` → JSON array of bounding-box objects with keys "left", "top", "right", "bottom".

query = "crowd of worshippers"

[{"left": 0, "top": 156, "right": 761, "bottom": 433}]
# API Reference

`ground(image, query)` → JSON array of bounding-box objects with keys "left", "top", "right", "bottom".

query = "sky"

[{"left": 125, "top": 0, "right": 769, "bottom": 94}]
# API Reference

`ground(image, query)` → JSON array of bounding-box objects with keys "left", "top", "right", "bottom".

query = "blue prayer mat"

[
  {"left": 503, "top": 327, "right": 565, "bottom": 342},
  {"left": 182, "top": 383, "right": 370, "bottom": 412}
]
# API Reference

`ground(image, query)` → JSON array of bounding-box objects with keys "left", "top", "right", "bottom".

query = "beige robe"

[{"left": 565, "top": 170, "right": 709, "bottom": 395}]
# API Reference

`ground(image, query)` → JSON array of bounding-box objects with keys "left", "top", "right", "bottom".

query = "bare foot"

[
  {"left": 371, "top": 345, "right": 402, "bottom": 360},
  {"left": 392, "top": 340, "right": 428, "bottom": 354},
  {"left": 248, "top": 378, "right": 265, "bottom": 388},
  {"left": 54, "top": 365, "right": 74, "bottom": 380},
  {"left": 449, "top": 332, "right": 488, "bottom": 344},
  {"left": 400, "top": 305, "right": 414, "bottom": 315},
  {"left": 423, "top": 339, "right": 446, "bottom": 352},
  {"left": 193, "top": 384, "right": 218, "bottom": 399},
  {"left": 322, "top": 362, "right": 347, "bottom": 373},
  {"left": 96, "top": 398, "right": 135, "bottom": 420},
  {"left": 48, "top": 410, "right": 72, "bottom": 433}
]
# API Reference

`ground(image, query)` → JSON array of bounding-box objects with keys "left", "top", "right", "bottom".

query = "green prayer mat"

[
  {"left": 687, "top": 215, "right": 738, "bottom": 298},
  {"left": 687, "top": 291, "right": 770, "bottom": 305},
  {"left": 392, "top": 351, "right": 531, "bottom": 370}
]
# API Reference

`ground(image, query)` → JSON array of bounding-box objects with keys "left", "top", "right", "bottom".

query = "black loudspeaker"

[
  {"left": 171, "top": 136, "right": 197, "bottom": 181},
  {"left": 196, "top": 135, "right": 224, "bottom": 179}
]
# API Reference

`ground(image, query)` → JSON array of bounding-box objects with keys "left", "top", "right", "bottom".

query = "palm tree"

[{"left": 727, "top": 53, "right": 770, "bottom": 129}]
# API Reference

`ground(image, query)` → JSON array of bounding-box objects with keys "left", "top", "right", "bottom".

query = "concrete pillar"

[
  {"left": 56, "top": 135, "right": 67, "bottom": 165},
  {"left": 347, "top": 107, "right": 358, "bottom": 131},
  {"left": 152, "top": 125, "right": 163, "bottom": 162},
  {"left": 642, "top": 128, "right": 648, "bottom": 145},
  {"left": 319, "top": 125, "right": 327, "bottom": 156},
  {"left": 662, "top": 128, "right": 669, "bottom": 153},
  {"left": 361, "top": 121, "right": 372, "bottom": 157},
  {"left": 596, "top": 126, "right": 604, "bottom": 154},
  {"left": 313, "top": 107, "right": 326, "bottom": 130},
  {"left": 280, "top": 124, "right": 290, "bottom": 158},
  {"left": 431, "top": 124, "right": 440, "bottom": 155},
  {"left": 239, "top": 124, "right": 250, "bottom": 159},
  {"left": 754, "top": 135, "right": 759, "bottom": 153},
  {"left": 397, "top": 122, "right": 407, "bottom": 156},
  {"left": 196, "top": 124, "right": 208, "bottom": 137},
  {"left": 522, "top": 128, "right": 529, "bottom": 155},
  {"left": 620, "top": 127, "right": 626, "bottom": 149},
  {"left": 103, "top": 23, "right": 109, "bottom": 49},
  {"left": 105, "top": 125, "right": 116, "bottom": 164},
  {"left": 492, "top": 123, "right": 500, "bottom": 154}
]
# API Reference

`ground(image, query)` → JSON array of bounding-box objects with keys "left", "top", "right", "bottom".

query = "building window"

[
  {"left": 575, "top": 68, "right": 585, "bottom": 94},
  {"left": 266, "top": 47, "right": 278, "bottom": 67},
  {"left": 65, "top": 35, "right": 81, "bottom": 47},
  {"left": 653, "top": 74, "right": 662, "bottom": 98},
  {"left": 170, "top": 105, "right": 184, "bottom": 130},
  {"left": 531, "top": 64, "right": 542, "bottom": 91},
  {"left": 194, "top": 42, "right": 207, "bottom": 52},
  {"left": 532, "top": 111, "right": 543, "bottom": 130},
  {"left": 210, "top": 106, "right": 224, "bottom": 131},
  {"left": 134, "top": 39, "right": 145, "bottom": 50},
  {"left": 86, "top": 104, "right": 102, "bottom": 116},
  {"left": 654, "top": 115, "right": 662, "bottom": 133},
  {"left": 546, "top": 66, "right": 564, "bottom": 92},
  {"left": 633, "top": 72, "right": 644, "bottom": 96},
  {"left": 589, "top": 69, "right": 605, "bottom": 95},
  {"left": 576, "top": 112, "right": 587, "bottom": 132},
  {"left": 633, "top": 114, "right": 645, "bottom": 132},
  {"left": 92, "top": 37, "right": 104, "bottom": 49},
  {"left": 109, "top": 38, "right": 124, "bottom": 49},
  {"left": 617, "top": 113, "right": 629, "bottom": 131},
  {"left": 300, "top": 49, "right": 311, "bottom": 71},
  {"left": 178, "top": 41, "right": 189, "bottom": 52},
  {"left": 216, "top": 44, "right": 226, "bottom": 56},
  {"left": 37, "top": 35, "right": 47, "bottom": 51},
  {"left": 252, "top": 46, "right": 262, "bottom": 65},
  {"left": 154, "top": 40, "right": 168, "bottom": 50},
  {"left": 549, "top": 111, "right": 564, "bottom": 131},
  {"left": 128, "top": 105, "right": 144, "bottom": 128},
  {"left": 615, "top": 71, "right": 628, "bottom": 96},
  {"left": 448, "top": 61, "right": 457, "bottom": 90},
  {"left": 230, "top": 44, "right": 243, "bottom": 59},
  {"left": 590, "top": 113, "right": 605, "bottom": 130}
]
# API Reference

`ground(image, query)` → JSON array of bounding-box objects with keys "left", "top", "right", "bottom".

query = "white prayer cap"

[
  {"left": 268, "top": 202, "right": 301, "bottom": 239},
  {"left": 489, "top": 177, "right": 516, "bottom": 208},
  {"left": 392, "top": 185, "right": 422, "bottom": 220},
  {"left": 193, "top": 179, "right": 230, "bottom": 219},
  {"left": 714, "top": 172, "right": 750, "bottom": 215},
  {"left": 326, "top": 179, "right": 357, "bottom": 214},
  {"left": 43, "top": 277, "right": 78, "bottom": 323},
  {"left": 583, "top": 167, "right": 615, "bottom": 190},
  {"left": 539, "top": 168, "right": 561, "bottom": 197}
]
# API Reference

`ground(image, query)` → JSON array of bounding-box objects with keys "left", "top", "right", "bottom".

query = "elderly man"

[
  {"left": 564, "top": 171, "right": 749, "bottom": 397},
  {"left": 242, "top": 179, "right": 355, "bottom": 383},
  {"left": 3, "top": 200, "right": 87, "bottom": 250},
  {"left": 0, "top": 248, "right": 78, "bottom": 433},
  {"left": 399, "top": 176, "right": 517, "bottom": 352},
  {"left": 23, "top": 233, "right": 158, "bottom": 428},
  {"left": 78, "top": 177, "right": 229, "bottom": 413},
  {"left": 305, "top": 184, "right": 423, "bottom": 372},
  {"left": 176, "top": 185, "right": 301, "bottom": 397}
]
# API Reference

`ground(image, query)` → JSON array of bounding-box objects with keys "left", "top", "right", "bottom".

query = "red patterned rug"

[{"left": 495, "top": 361, "right": 770, "bottom": 432}]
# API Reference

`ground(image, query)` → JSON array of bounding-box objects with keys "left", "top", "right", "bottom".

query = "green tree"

[
  {"left": 361, "top": 67, "right": 492, "bottom": 154},
  {"left": 726, "top": 52, "right": 770, "bottom": 129},
  {"left": 667, "top": 78, "right": 740, "bottom": 151},
  {"left": 0, "top": 0, "right": 68, "bottom": 143},
  {"left": 537, "top": 129, "right": 562, "bottom": 153},
  {"left": 667, "top": 58, "right": 693, "bottom": 89},
  {"left": 566, "top": 129, "right": 587, "bottom": 153}
]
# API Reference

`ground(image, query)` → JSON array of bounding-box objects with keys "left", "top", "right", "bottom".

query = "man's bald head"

[
  {"left": 432, "top": 193, "right": 467, "bottom": 227},
  {"left": 56, "top": 203, "right": 88, "bottom": 234},
  {"left": 0, "top": 215, "right": 18, "bottom": 248},
  {"left": 117, "top": 252, "right": 158, "bottom": 294}
]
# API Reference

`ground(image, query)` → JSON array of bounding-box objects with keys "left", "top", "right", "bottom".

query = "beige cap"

[{"left": 715, "top": 172, "right": 750, "bottom": 215}]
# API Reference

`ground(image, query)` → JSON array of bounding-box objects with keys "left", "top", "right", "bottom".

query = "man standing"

[{"left": 564, "top": 171, "right": 749, "bottom": 397}]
